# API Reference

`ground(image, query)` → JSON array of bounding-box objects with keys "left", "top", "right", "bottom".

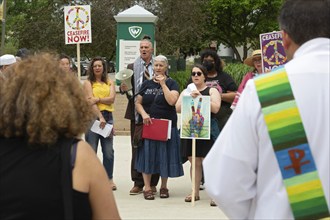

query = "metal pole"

[
  {"left": 77, "top": 43, "right": 81, "bottom": 81},
  {"left": 0, "top": 0, "right": 7, "bottom": 55}
]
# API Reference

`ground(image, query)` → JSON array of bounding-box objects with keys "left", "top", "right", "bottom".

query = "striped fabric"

[{"left": 254, "top": 67, "right": 329, "bottom": 220}]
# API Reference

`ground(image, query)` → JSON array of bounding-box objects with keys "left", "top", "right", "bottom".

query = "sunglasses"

[{"left": 191, "top": 71, "right": 203, "bottom": 77}]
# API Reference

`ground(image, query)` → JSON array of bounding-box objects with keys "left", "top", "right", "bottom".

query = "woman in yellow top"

[{"left": 83, "top": 56, "right": 117, "bottom": 190}]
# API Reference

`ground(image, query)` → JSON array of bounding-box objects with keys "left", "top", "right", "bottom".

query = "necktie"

[
  {"left": 144, "top": 63, "right": 150, "bottom": 80},
  {"left": 135, "top": 75, "right": 142, "bottom": 123}
]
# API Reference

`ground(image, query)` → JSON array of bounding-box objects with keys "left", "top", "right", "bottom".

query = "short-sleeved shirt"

[
  {"left": 92, "top": 80, "right": 114, "bottom": 112},
  {"left": 139, "top": 78, "right": 179, "bottom": 127},
  {"left": 205, "top": 72, "right": 238, "bottom": 130}
]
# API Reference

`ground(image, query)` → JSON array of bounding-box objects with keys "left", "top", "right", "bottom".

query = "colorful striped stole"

[{"left": 254, "top": 67, "right": 329, "bottom": 220}]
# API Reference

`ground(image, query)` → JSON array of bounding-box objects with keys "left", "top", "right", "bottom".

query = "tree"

[
  {"left": 205, "top": 0, "right": 282, "bottom": 61},
  {"left": 152, "top": 0, "right": 208, "bottom": 57},
  {"left": 3, "top": 0, "right": 282, "bottom": 63}
]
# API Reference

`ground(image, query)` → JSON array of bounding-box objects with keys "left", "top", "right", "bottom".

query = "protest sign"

[
  {"left": 260, "top": 31, "right": 287, "bottom": 72},
  {"left": 64, "top": 5, "right": 92, "bottom": 44},
  {"left": 180, "top": 96, "right": 210, "bottom": 140}
]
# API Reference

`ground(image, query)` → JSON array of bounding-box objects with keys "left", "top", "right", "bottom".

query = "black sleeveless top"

[
  {"left": 0, "top": 137, "right": 92, "bottom": 220},
  {"left": 180, "top": 86, "right": 217, "bottom": 157}
]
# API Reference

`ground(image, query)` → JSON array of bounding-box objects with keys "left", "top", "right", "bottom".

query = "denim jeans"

[{"left": 85, "top": 111, "right": 114, "bottom": 179}]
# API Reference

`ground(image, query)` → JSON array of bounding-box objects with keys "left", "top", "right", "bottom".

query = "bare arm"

[
  {"left": 135, "top": 95, "right": 150, "bottom": 123},
  {"left": 175, "top": 90, "right": 185, "bottom": 113},
  {"left": 221, "top": 91, "right": 236, "bottom": 104},
  {"left": 161, "top": 82, "right": 179, "bottom": 106},
  {"left": 99, "top": 79, "right": 116, "bottom": 105},
  {"left": 155, "top": 75, "right": 179, "bottom": 106},
  {"left": 210, "top": 87, "right": 221, "bottom": 114},
  {"left": 83, "top": 80, "right": 106, "bottom": 128},
  {"left": 73, "top": 141, "right": 121, "bottom": 220}
]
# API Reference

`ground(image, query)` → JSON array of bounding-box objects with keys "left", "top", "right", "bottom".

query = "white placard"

[
  {"left": 119, "top": 40, "right": 140, "bottom": 70},
  {"left": 64, "top": 5, "right": 92, "bottom": 45},
  {"left": 91, "top": 120, "right": 113, "bottom": 138}
]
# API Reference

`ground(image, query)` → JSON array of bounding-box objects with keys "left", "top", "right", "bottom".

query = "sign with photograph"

[
  {"left": 180, "top": 96, "right": 211, "bottom": 140},
  {"left": 260, "top": 31, "right": 287, "bottom": 72},
  {"left": 64, "top": 5, "right": 92, "bottom": 44}
]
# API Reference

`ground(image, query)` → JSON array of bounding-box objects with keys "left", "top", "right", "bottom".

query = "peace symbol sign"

[
  {"left": 66, "top": 6, "right": 90, "bottom": 30},
  {"left": 262, "top": 40, "right": 287, "bottom": 65}
]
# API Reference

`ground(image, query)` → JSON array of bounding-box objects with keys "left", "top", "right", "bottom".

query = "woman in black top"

[
  {"left": 135, "top": 55, "right": 184, "bottom": 200},
  {"left": 0, "top": 53, "right": 121, "bottom": 220},
  {"left": 200, "top": 49, "right": 238, "bottom": 131},
  {"left": 176, "top": 64, "right": 220, "bottom": 203}
]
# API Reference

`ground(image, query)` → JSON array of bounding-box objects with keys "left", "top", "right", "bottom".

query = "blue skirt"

[{"left": 135, "top": 127, "right": 184, "bottom": 178}]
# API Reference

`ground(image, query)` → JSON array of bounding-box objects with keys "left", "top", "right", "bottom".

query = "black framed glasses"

[{"left": 191, "top": 71, "right": 203, "bottom": 76}]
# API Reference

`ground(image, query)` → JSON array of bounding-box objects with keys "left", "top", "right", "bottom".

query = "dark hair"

[
  {"left": 59, "top": 53, "right": 71, "bottom": 62},
  {"left": 192, "top": 64, "right": 208, "bottom": 82},
  {"left": 278, "top": 0, "right": 330, "bottom": 45},
  {"left": 140, "top": 35, "right": 153, "bottom": 47},
  {"left": 16, "top": 48, "right": 30, "bottom": 59},
  {"left": 87, "top": 56, "right": 108, "bottom": 83},
  {"left": 200, "top": 49, "right": 222, "bottom": 73},
  {"left": 142, "top": 35, "right": 151, "bottom": 40}
]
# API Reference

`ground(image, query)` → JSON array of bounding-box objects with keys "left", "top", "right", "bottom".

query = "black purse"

[{"left": 133, "top": 123, "right": 144, "bottom": 148}]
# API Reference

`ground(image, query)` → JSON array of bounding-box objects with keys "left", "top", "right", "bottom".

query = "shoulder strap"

[
  {"left": 70, "top": 139, "right": 79, "bottom": 169},
  {"left": 61, "top": 138, "right": 75, "bottom": 220},
  {"left": 254, "top": 67, "right": 329, "bottom": 219}
]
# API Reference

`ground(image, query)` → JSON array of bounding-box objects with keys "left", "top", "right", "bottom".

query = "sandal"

[
  {"left": 143, "top": 190, "right": 155, "bottom": 200},
  {"left": 159, "top": 188, "right": 169, "bottom": 198},
  {"left": 184, "top": 195, "right": 200, "bottom": 202}
]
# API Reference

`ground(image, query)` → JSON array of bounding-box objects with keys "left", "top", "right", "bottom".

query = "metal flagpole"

[{"left": 77, "top": 42, "right": 81, "bottom": 81}]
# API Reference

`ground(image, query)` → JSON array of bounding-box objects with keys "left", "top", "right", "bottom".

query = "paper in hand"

[
  {"left": 91, "top": 120, "right": 113, "bottom": 138},
  {"left": 184, "top": 83, "right": 197, "bottom": 96}
]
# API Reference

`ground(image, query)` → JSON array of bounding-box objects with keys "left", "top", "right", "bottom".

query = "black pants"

[{"left": 130, "top": 121, "right": 159, "bottom": 188}]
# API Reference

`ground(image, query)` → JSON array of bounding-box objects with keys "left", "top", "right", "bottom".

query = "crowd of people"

[{"left": 0, "top": 0, "right": 329, "bottom": 219}]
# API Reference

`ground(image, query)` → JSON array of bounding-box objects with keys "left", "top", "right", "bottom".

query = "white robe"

[{"left": 203, "top": 38, "right": 330, "bottom": 219}]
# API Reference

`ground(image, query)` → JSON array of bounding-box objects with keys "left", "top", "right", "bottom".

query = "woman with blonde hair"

[{"left": 0, "top": 53, "right": 120, "bottom": 219}]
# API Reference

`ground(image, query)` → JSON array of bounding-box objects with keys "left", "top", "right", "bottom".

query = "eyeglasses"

[
  {"left": 253, "top": 59, "right": 262, "bottom": 64},
  {"left": 191, "top": 71, "right": 203, "bottom": 76}
]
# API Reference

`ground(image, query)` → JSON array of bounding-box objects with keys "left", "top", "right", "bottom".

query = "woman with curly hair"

[
  {"left": 0, "top": 53, "right": 121, "bottom": 220},
  {"left": 83, "top": 56, "right": 117, "bottom": 190}
]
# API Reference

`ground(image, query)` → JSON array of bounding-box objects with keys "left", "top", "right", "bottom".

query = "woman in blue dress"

[{"left": 135, "top": 55, "right": 184, "bottom": 200}]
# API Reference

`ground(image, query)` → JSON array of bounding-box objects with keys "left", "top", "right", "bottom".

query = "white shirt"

[{"left": 203, "top": 38, "right": 330, "bottom": 219}]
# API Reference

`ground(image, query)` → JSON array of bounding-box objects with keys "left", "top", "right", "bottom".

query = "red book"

[{"left": 142, "top": 118, "right": 172, "bottom": 141}]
